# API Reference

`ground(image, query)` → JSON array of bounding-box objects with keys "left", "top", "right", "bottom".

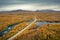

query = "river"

[
  {"left": 37, "top": 21, "right": 60, "bottom": 27},
  {"left": 0, "top": 19, "right": 34, "bottom": 37}
]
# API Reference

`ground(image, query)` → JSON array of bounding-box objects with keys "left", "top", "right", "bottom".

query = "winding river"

[
  {"left": 0, "top": 19, "right": 34, "bottom": 37},
  {"left": 0, "top": 19, "right": 60, "bottom": 37},
  {"left": 0, "top": 22, "right": 22, "bottom": 37}
]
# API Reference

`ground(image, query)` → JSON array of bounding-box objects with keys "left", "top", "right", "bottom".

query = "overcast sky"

[{"left": 0, "top": 0, "right": 60, "bottom": 11}]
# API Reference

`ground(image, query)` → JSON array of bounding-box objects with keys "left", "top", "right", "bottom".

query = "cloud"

[
  {"left": 0, "top": 4, "right": 60, "bottom": 11},
  {"left": 0, "top": 0, "right": 60, "bottom": 11},
  {"left": 0, "top": 0, "right": 60, "bottom": 6}
]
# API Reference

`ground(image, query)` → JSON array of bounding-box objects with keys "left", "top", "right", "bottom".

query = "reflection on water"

[
  {"left": 37, "top": 22, "right": 49, "bottom": 27},
  {"left": 0, "top": 23, "right": 19, "bottom": 37},
  {"left": 37, "top": 22, "right": 60, "bottom": 27}
]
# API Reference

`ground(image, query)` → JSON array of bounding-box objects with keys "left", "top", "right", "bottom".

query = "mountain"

[
  {"left": 0, "top": 9, "right": 60, "bottom": 14},
  {"left": 0, "top": 9, "right": 30, "bottom": 12},
  {"left": 0, "top": 9, "right": 32, "bottom": 14},
  {"left": 36, "top": 9, "right": 60, "bottom": 12}
]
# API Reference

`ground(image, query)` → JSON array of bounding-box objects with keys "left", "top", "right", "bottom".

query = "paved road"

[{"left": 8, "top": 17, "right": 37, "bottom": 40}]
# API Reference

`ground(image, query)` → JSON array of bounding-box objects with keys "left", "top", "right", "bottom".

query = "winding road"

[{"left": 8, "top": 17, "right": 37, "bottom": 40}]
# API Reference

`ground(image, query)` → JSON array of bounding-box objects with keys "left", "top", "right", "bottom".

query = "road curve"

[{"left": 8, "top": 17, "right": 37, "bottom": 40}]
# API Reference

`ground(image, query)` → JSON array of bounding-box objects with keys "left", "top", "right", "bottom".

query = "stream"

[
  {"left": 37, "top": 21, "right": 60, "bottom": 27},
  {"left": 0, "top": 19, "right": 34, "bottom": 37},
  {"left": 0, "top": 20, "right": 60, "bottom": 37}
]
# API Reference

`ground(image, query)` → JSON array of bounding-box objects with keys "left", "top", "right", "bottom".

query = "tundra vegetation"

[{"left": 0, "top": 12, "right": 60, "bottom": 40}]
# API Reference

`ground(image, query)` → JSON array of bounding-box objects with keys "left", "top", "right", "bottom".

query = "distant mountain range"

[
  {"left": 0, "top": 9, "right": 32, "bottom": 13},
  {"left": 0, "top": 9, "right": 60, "bottom": 13},
  {"left": 0, "top": 9, "right": 30, "bottom": 12},
  {"left": 36, "top": 9, "right": 60, "bottom": 12}
]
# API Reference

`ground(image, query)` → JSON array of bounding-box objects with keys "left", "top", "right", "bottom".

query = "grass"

[
  {"left": 13, "top": 24, "right": 60, "bottom": 40},
  {"left": 0, "top": 14, "right": 34, "bottom": 32},
  {"left": 0, "top": 22, "right": 31, "bottom": 40},
  {"left": 0, "top": 12, "right": 60, "bottom": 40}
]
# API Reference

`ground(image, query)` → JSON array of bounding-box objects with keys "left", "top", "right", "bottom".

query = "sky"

[{"left": 0, "top": 0, "right": 60, "bottom": 11}]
